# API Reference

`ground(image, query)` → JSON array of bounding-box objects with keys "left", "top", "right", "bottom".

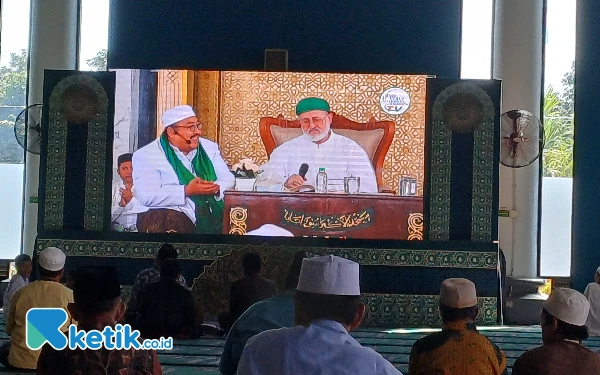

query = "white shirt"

[
  {"left": 584, "top": 282, "right": 600, "bottom": 336},
  {"left": 261, "top": 132, "right": 378, "bottom": 193},
  {"left": 111, "top": 180, "right": 144, "bottom": 229},
  {"left": 2, "top": 274, "right": 28, "bottom": 323},
  {"left": 132, "top": 137, "right": 234, "bottom": 223},
  {"left": 237, "top": 319, "right": 402, "bottom": 375}
]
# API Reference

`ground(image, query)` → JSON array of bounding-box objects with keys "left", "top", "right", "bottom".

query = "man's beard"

[{"left": 303, "top": 123, "right": 331, "bottom": 143}]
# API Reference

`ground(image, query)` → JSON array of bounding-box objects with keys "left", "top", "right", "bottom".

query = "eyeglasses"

[
  {"left": 300, "top": 116, "right": 329, "bottom": 127},
  {"left": 174, "top": 123, "right": 203, "bottom": 131}
]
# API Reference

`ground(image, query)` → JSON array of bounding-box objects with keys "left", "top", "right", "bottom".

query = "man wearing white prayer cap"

[
  {"left": 513, "top": 287, "right": 600, "bottom": 375},
  {"left": 244, "top": 224, "right": 294, "bottom": 237},
  {"left": 409, "top": 278, "right": 507, "bottom": 375},
  {"left": 0, "top": 247, "right": 74, "bottom": 370},
  {"left": 237, "top": 255, "right": 402, "bottom": 375},
  {"left": 132, "top": 105, "right": 234, "bottom": 234},
  {"left": 584, "top": 266, "right": 600, "bottom": 336}
]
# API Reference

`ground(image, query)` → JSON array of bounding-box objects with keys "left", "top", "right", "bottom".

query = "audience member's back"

[
  {"left": 409, "top": 279, "right": 507, "bottom": 375},
  {"left": 126, "top": 243, "right": 187, "bottom": 324},
  {"left": 135, "top": 259, "right": 196, "bottom": 339},
  {"left": 2, "top": 254, "right": 32, "bottom": 323},
  {"left": 230, "top": 252, "right": 277, "bottom": 321},
  {"left": 219, "top": 251, "right": 306, "bottom": 375},
  {"left": 585, "top": 268, "right": 600, "bottom": 336},
  {"left": 37, "top": 266, "right": 161, "bottom": 374},
  {"left": 513, "top": 288, "right": 600, "bottom": 375},
  {"left": 0, "top": 247, "right": 74, "bottom": 371}
]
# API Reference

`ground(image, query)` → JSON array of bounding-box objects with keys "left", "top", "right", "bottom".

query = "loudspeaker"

[{"left": 264, "top": 49, "right": 288, "bottom": 71}]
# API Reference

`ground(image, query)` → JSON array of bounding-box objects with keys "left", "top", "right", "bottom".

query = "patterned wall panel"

[
  {"left": 362, "top": 294, "right": 497, "bottom": 327},
  {"left": 217, "top": 72, "right": 426, "bottom": 194},
  {"left": 156, "top": 70, "right": 188, "bottom": 135},
  {"left": 44, "top": 84, "right": 69, "bottom": 230},
  {"left": 426, "top": 79, "right": 500, "bottom": 241},
  {"left": 36, "top": 239, "right": 496, "bottom": 270},
  {"left": 84, "top": 77, "right": 110, "bottom": 231},
  {"left": 36, "top": 238, "right": 499, "bottom": 326},
  {"left": 43, "top": 73, "right": 112, "bottom": 231},
  {"left": 192, "top": 70, "right": 220, "bottom": 142}
]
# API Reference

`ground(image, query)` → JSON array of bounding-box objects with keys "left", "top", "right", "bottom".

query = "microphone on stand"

[{"left": 299, "top": 163, "right": 309, "bottom": 179}]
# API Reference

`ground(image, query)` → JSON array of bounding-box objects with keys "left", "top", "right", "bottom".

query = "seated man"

[
  {"left": 261, "top": 97, "right": 378, "bottom": 193},
  {"left": 584, "top": 266, "right": 600, "bottom": 336},
  {"left": 0, "top": 247, "right": 74, "bottom": 371},
  {"left": 237, "top": 255, "right": 401, "bottom": 375},
  {"left": 2, "top": 254, "right": 32, "bottom": 323},
  {"left": 409, "top": 278, "right": 507, "bottom": 375},
  {"left": 126, "top": 243, "right": 187, "bottom": 324},
  {"left": 229, "top": 252, "right": 278, "bottom": 322},
  {"left": 512, "top": 287, "right": 600, "bottom": 375},
  {"left": 219, "top": 251, "right": 306, "bottom": 375},
  {"left": 135, "top": 259, "right": 197, "bottom": 339},
  {"left": 111, "top": 153, "right": 142, "bottom": 232},
  {"left": 37, "top": 266, "right": 162, "bottom": 374},
  {"left": 132, "top": 105, "right": 234, "bottom": 234}
]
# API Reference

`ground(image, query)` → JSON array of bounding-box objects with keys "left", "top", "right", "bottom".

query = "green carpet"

[{"left": 1, "top": 315, "right": 599, "bottom": 374}]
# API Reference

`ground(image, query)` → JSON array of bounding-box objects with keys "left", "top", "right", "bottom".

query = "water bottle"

[{"left": 316, "top": 168, "right": 327, "bottom": 193}]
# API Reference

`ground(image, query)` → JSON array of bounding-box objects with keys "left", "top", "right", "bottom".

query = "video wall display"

[{"left": 110, "top": 70, "right": 426, "bottom": 240}]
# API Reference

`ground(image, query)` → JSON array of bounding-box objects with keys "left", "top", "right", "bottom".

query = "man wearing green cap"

[{"left": 261, "top": 97, "right": 377, "bottom": 193}]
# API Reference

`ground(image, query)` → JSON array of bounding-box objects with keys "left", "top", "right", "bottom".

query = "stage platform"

[{"left": 1, "top": 313, "right": 599, "bottom": 374}]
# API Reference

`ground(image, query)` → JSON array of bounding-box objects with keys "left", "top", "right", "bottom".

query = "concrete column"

[
  {"left": 493, "top": 0, "right": 544, "bottom": 278},
  {"left": 22, "top": 0, "right": 78, "bottom": 255}
]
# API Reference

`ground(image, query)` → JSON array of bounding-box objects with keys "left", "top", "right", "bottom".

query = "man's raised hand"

[{"left": 185, "top": 177, "right": 220, "bottom": 196}]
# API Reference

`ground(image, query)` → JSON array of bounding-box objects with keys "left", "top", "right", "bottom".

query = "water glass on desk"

[
  {"left": 344, "top": 176, "right": 361, "bottom": 194},
  {"left": 399, "top": 176, "right": 417, "bottom": 196}
]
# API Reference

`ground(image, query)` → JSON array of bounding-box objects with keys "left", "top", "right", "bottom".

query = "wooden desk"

[{"left": 223, "top": 191, "right": 423, "bottom": 240}]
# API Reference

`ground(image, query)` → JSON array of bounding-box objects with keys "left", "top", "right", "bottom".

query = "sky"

[
  {"left": 1, "top": 0, "right": 575, "bottom": 87},
  {"left": 0, "top": 0, "right": 109, "bottom": 69}
]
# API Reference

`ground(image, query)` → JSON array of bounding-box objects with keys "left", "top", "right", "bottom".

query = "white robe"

[
  {"left": 584, "top": 282, "right": 600, "bottom": 336},
  {"left": 2, "top": 275, "right": 28, "bottom": 323},
  {"left": 261, "top": 132, "right": 378, "bottom": 193},
  {"left": 238, "top": 319, "right": 402, "bottom": 375},
  {"left": 132, "top": 138, "right": 234, "bottom": 223},
  {"left": 111, "top": 180, "right": 144, "bottom": 229}
]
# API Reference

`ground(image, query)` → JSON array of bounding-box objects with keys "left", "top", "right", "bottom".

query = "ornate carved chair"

[{"left": 259, "top": 113, "right": 395, "bottom": 193}]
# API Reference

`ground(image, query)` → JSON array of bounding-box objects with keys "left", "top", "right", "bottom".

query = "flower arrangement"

[{"left": 230, "top": 158, "right": 260, "bottom": 179}]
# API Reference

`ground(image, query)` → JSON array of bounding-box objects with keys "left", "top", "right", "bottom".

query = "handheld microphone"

[{"left": 299, "top": 163, "right": 309, "bottom": 179}]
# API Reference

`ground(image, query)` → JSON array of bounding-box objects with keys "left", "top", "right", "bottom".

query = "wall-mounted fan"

[
  {"left": 14, "top": 103, "right": 42, "bottom": 155},
  {"left": 500, "top": 109, "right": 544, "bottom": 168}
]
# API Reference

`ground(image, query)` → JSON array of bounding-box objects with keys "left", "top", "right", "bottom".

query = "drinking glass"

[
  {"left": 399, "top": 176, "right": 417, "bottom": 196},
  {"left": 344, "top": 176, "right": 361, "bottom": 194}
]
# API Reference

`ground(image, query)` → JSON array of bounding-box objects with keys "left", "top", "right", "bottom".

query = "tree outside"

[
  {"left": 543, "top": 61, "right": 575, "bottom": 178},
  {"left": 0, "top": 49, "right": 27, "bottom": 163},
  {"left": 86, "top": 49, "right": 107, "bottom": 71}
]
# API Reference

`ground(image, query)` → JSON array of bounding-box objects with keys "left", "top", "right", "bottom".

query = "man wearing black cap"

[
  {"left": 125, "top": 244, "right": 187, "bottom": 324},
  {"left": 135, "top": 259, "right": 197, "bottom": 339},
  {"left": 111, "top": 153, "right": 143, "bottom": 232},
  {"left": 37, "top": 266, "right": 161, "bottom": 374}
]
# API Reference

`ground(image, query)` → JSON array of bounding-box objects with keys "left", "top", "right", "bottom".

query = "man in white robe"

[
  {"left": 584, "top": 266, "right": 600, "bottom": 336},
  {"left": 111, "top": 153, "right": 143, "bottom": 231},
  {"left": 2, "top": 255, "right": 31, "bottom": 323},
  {"left": 132, "top": 105, "right": 234, "bottom": 234},
  {"left": 237, "top": 255, "right": 402, "bottom": 375},
  {"left": 261, "top": 97, "right": 378, "bottom": 193}
]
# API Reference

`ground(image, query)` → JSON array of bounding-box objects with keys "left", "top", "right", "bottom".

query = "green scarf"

[{"left": 160, "top": 133, "right": 223, "bottom": 234}]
